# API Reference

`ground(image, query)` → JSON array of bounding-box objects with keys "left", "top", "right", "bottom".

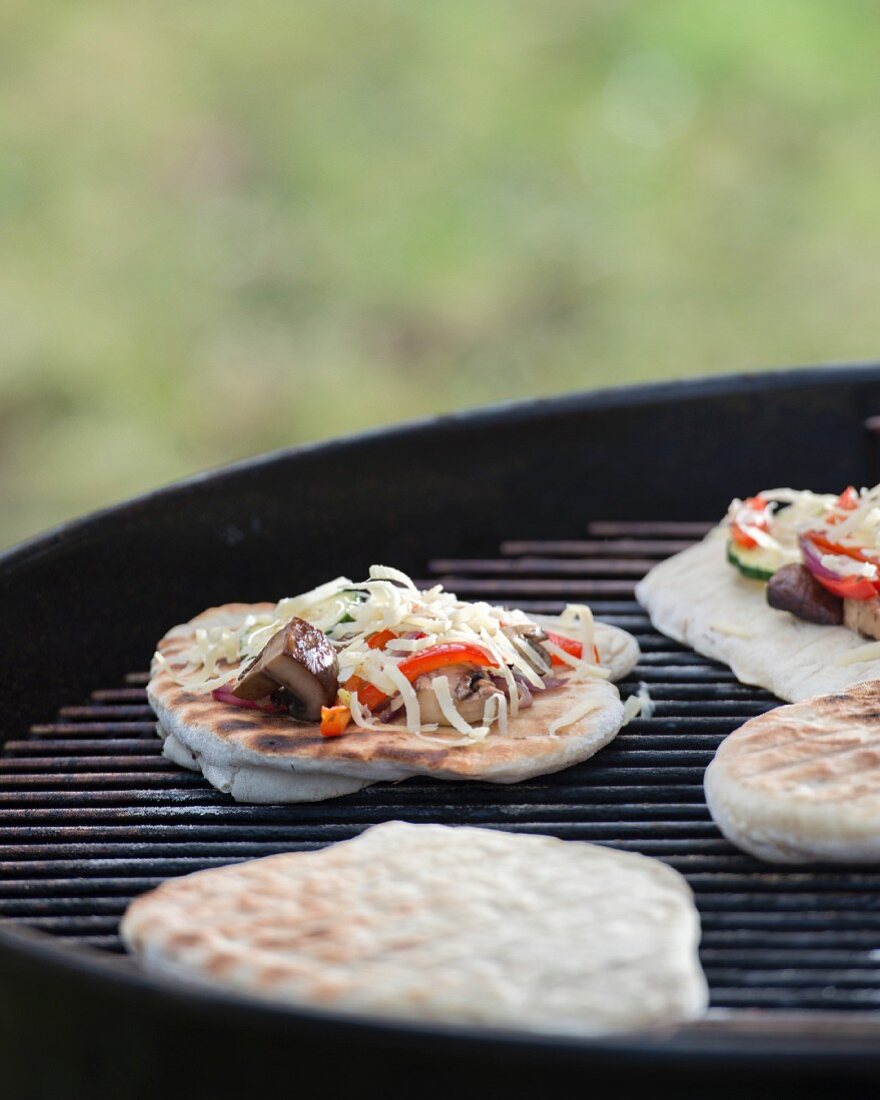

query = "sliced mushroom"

[
  {"left": 843, "top": 595, "right": 880, "bottom": 640},
  {"left": 232, "top": 617, "right": 338, "bottom": 720},
  {"left": 414, "top": 664, "right": 504, "bottom": 726},
  {"left": 766, "top": 564, "right": 843, "bottom": 626},
  {"left": 503, "top": 624, "right": 551, "bottom": 673}
]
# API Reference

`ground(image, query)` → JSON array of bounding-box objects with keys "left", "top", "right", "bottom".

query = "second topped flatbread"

[{"left": 638, "top": 485, "right": 880, "bottom": 701}]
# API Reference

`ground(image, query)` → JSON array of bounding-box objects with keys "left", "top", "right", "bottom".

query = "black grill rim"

[
  {"left": 5, "top": 360, "right": 880, "bottom": 572},
  {"left": 6, "top": 361, "right": 880, "bottom": 734},
  {"left": 5, "top": 919, "right": 880, "bottom": 1070},
  {"left": 7, "top": 363, "right": 880, "bottom": 1085}
]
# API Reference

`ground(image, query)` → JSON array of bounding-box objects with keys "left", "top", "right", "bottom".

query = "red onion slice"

[
  {"left": 798, "top": 534, "right": 847, "bottom": 584},
  {"left": 211, "top": 686, "right": 283, "bottom": 713},
  {"left": 798, "top": 533, "right": 878, "bottom": 585}
]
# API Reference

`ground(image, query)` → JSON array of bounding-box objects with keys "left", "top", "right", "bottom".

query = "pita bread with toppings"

[
  {"left": 121, "top": 821, "right": 707, "bottom": 1035},
  {"left": 637, "top": 486, "right": 880, "bottom": 702},
  {"left": 150, "top": 567, "right": 641, "bottom": 803},
  {"left": 705, "top": 680, "right": 880, "bottom": 863}
]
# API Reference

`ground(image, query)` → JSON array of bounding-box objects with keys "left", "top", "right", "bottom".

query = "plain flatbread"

[
  {"left": 706, "top": 681, "right": 880, "bottom": 863},
  {"left": 148, "top": 604, "right": 640, "bottom": 803},
  {"left": 120, "top": 821, "right": 707, "bottom": 1035},
  {"left": 636, "top": 526, "right": 880, "bottom": 702}
]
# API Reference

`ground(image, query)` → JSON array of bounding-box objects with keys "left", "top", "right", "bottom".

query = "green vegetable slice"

[{"left": 726, "top": 540, "right": 778, "bottom": 582}]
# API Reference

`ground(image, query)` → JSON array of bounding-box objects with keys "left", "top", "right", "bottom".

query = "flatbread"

[
  {"left": 636, "top": 526, "right": 880, "bottom": 702},
  {"left": 120, "top": 821, "right": 707, "bottom": 1035},
  {"left": 148, "top": 604, "right": 639, "bottom": 803},
  {"left": 705, "top": 681, "right": 880, "bottom": 863}
]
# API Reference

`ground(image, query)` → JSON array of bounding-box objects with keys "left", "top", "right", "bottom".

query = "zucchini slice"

[{"left": 726, "top": 540, "right": 779, "bottom": 582}]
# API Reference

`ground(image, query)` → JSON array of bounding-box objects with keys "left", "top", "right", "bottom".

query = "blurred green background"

[{"left": 2, "top": 1, "right": 879, "bottom": 548}]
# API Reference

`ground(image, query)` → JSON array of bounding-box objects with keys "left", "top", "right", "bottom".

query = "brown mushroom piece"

[
  {"left": 766, "top": 563, "right": 843, "bottom": 626},
  {"left": 414, "top": 665, "right": 505, "bottom": 726},
  {"left": 232, "top": 617, "right": 338, "bottom": 720},
  {"left": 502, "top": 624, "right": 552, "bottom": 673}
]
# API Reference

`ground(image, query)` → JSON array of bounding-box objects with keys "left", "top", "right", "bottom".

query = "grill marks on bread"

[
  {"left": 121, "top": 822, "right": 708, "bottom": 1034},
  {"left": 705, "top": 681, "right": 880, "bottom": 862},
  {"left": 716, "top": 683, "right": 880, "bottom": 804}
]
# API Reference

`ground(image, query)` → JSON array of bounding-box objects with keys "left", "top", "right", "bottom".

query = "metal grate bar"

[
  {"left": 424, "top": 578, "right": 640, "bottom": 596},
  {"left": 500, "top": 539, "right": 698, "bottom": 557},
  {"left": 587, "top": 520, "right": 715, "bottom": 536},
  {"left": 428, "top": 558, "right": 659, "bottom": 577},
  {"left": 3, "top": 519, "right": 880, "bottom": 1020}
]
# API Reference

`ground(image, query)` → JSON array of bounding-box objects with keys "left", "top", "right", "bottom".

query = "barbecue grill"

[{"left": 4, "top": 364, "right": 880, "bottom": 1097}]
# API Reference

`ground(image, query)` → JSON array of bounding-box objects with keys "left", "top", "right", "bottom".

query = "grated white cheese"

[
  {"left": 482, "top": 690, "right": 508, "bottom": 737},
  {"left": 430, "top": 676, "right": 479, "bottom": 737},
  {"left": 709, "top": 621, "right": 755, "bottom": 639},
  {"left": 547, "top": 691, "right": 604, "bottom": 736},
  {"left": 166, "top": 565, "right": 612, "bottom": 741},
  {"left": 348, "top": 693, "right": 439, "bottom": 736},
  {"left": 543, "top": 640, "right": 611, "bottom": 679},
  {"left": 383, "top": 661, "right": 424, "bottom": 731},
  {"left": 559, "top": 603, "right": 597, "bottom": 663},
  {"left": 820, "top": 554, "right": 878, "bottom": 580},
  {"left": 511, "top": 633, "right": 550, "bottom": 675},
  {"left": 368, "top": 565, "right": 419, "bottom": 591},
  {"left": 622, "top": 683, "right": 654, "bottom": 725},
  {"left": 734, "top": 485, "right": 880, "bottom": 561},
  {"left": 834, "top": 642, "right": 880, "bottom": 666}
]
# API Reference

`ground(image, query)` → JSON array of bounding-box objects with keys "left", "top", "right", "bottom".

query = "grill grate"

[{"left": 3, "top": 521, "right": 880, "bottom": 1014}]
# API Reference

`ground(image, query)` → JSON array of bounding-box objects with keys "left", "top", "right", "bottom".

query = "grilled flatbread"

[
  {"left": 150, "top": 604, "right": 639, "bottom": 803},
  {"left": 120, "top": 821, "right": 707, "bottom": 1035},
  {"left": 637, "top": 528, "right": 880, "bottom": 702},
  {"left": 705, "top": 681, "right": 880, "bottom": 863}
]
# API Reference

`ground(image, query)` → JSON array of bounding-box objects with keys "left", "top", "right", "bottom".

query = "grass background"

[{"left": 2, "top": 1, "right": 879, "bottom": 546}]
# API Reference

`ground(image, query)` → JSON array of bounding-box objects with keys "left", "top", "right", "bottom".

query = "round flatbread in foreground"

[
  {"left": 150, "top": 604, "right": 640, "bottom": 804},
  {"left": 121, "top": 822, "right": 707, "bottom": 1035},
  {"left": 705, "top": 681, "right": 880, "bottom": 863}
]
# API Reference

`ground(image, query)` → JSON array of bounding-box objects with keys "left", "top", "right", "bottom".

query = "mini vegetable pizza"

[
  {"left": 638, "top": 484, "right": 880, "bottom": 701},
  {"left": 150, "top": 566, "right": 641, "bottom": 802}
]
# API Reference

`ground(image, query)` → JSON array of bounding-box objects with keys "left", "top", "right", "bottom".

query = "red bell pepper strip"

[
  {"left": 344, "top": 643, "right": 498, "bottom": 714},
  {"left": 342, "top": 674, "right": 387, "bottom": 712},
  {"left": 367, "top": 629, "right": 397, "bottom": 650},
  {"left": 398, "top": 642, "right": 497, "bottom": 679},
  {"left": 813, "top": 574, "right": 878, "bottom": 600},
  {"left": 806, "top": 531, "right": 879, "bottom": 566},
  {"left": 802, "top": 532, "right": 880, "bottom": 600},
  {"left": 545, "top": 631, "right": 601, "bottom": 666},
  {"left": 320, "top": 704, "right": 351, "bottom": 737}
]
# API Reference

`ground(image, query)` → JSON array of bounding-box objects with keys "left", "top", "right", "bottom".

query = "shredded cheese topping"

[
  {"left": 161, "top": 566, "right": 611, "bottom": 742},
  {"left": 820, "top": 554, "right": 879, "bottom": 580},
  {"left": 727, "top": 485, "right": 880, "bottom": 565},
  {"left": 547, "top": 690, "right": 604, "bottom": 736},
  {"left": 709, "top": 621, "right": 755, "bottom": 639},
  {"left": 834, "top": 641, "right": 880, "bottom": 666},
  {"left": 622, "top": 683, "right": 654, "bottom": 724}
]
